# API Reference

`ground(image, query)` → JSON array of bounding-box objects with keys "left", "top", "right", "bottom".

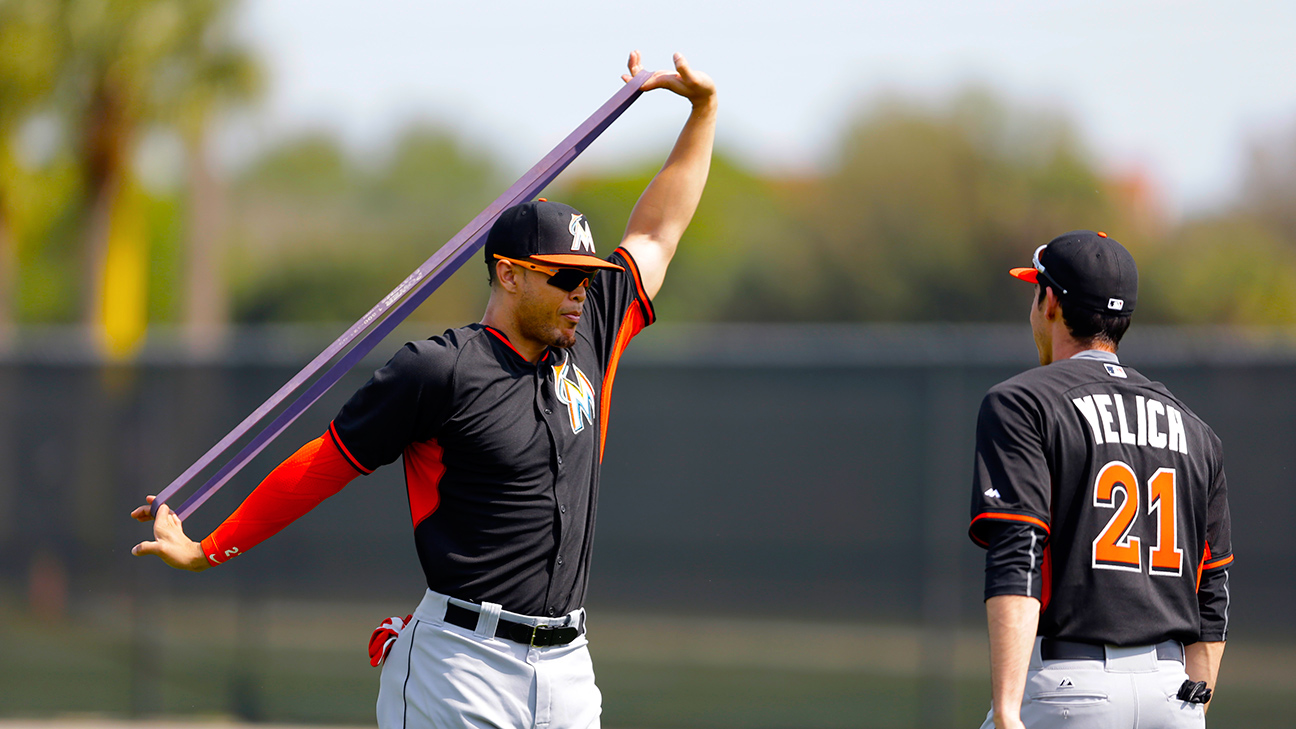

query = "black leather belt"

[
  {"left": 444, "top": 603, "right": 580, "bottom": 647},
  {"left": 1041, "top": 638, "right": 1183, "bottom": 663}
]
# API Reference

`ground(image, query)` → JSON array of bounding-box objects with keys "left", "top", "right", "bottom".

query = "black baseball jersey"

[
  {"left": 969, "top": 352, "right": 1233, "bottom": 646},
  {"left": 330, "top": 248, "right": 655, "bottom": 617}
]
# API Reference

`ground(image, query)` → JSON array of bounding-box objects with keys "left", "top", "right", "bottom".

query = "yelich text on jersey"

[{"left": 1071, "top": 393, "right": 1190, "bottom": 455}]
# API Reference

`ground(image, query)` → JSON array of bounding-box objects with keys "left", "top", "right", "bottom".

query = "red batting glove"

[{"left": 369, "top": 614, "right": 413, "bottom": 667}]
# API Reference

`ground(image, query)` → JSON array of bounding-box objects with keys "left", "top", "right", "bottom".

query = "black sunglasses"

[
  {"left": 546, "top": 267, "right": 599, "bottom": 292},
  {"left": 494, "top": 255, "right": 598, "bottom": 292}
]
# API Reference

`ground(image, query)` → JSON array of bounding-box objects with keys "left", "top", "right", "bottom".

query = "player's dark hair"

[{"left": 1037, "top": 284, "right": 1132, "bottom": 350}]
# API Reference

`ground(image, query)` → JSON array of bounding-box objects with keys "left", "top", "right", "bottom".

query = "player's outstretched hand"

[
  {"left": 621, "top": 50, "right": 716, "bottom": 109},
  {"left": 130, "top": 495, "right": 209, "bottom": 571}
]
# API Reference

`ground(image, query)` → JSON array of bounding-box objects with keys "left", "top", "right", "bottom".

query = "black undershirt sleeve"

[
  {"left": 1197, "top": 566, "right": 1230, "bottom": 642},
  {"left": 982, "top": 519, "right": 1049, "bottom": 601},
  {"left": 1197, "top": 466, "right": 1233, "bottom": 641}
]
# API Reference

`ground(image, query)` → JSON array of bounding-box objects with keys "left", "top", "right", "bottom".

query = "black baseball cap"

[
  {"left": 484, "top": 199, "right": 625, "bottom": 272},
  {"left": 1010, "top": 230, "right": 1137, "bottom": 315}
]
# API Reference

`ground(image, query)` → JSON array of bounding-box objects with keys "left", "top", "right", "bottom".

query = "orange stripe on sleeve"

[
  {"left": 1194, "top": 541, "right": 1234, "bottom": 590},
  {"left": 969, "top": 511, "right": 1051, "bottom": 534},
  {"left": 1203, "top": 554, "right": 1234, "bottom": 570}
]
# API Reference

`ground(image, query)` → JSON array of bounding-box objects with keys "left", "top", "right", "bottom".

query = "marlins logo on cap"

[{"left": 569, "top": 214, "right": 595, "bottom": 253}]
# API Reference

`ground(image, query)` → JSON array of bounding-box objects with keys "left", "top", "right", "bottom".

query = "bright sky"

[{"left": 234, "top": 0, "right": 1296, "bottom": 217}]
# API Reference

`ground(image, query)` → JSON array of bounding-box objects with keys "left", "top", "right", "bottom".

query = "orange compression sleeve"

[{"left": 199, "top": 434, "right": 362, "bottom": 567}]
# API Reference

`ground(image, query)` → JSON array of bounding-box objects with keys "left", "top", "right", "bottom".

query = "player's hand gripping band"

[{"left": 149, "top": 70, "right": 653, "bottom": 520}]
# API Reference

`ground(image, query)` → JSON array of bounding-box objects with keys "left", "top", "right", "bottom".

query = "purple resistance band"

[{"left": 151, "top": 69, "right": 653, "bottom": 520}]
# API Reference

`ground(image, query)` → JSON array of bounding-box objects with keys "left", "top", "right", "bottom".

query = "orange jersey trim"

[
  {"left": 599, "top": 302, "right": 648, "bottom": 460},
  {"left": 484, "top": 325, "right": 551, "bottom": 363},
  {"left": 485, "top": 326, "right": 528, "bottom": 360},
  {"left": 1194, "top": 541, "right": 1233, "bottom": 590},
  {"left": 404, "top": 438, "right": 447, "bottom": 529},
  {"left": 594, "top": 247, "right": 655, "bottom": 459},
  {"left": 1203, "top": 554, "right": 1234, "bottom": 570},
  {"left": 1195, "top": 541, "right": 1210, "bottom": 590},
  {"left": 615, "top": 247, "right": 656, "bottom": 325},
  {"left": 969, "top": 512, "right": 1051, "bottom": 546}
]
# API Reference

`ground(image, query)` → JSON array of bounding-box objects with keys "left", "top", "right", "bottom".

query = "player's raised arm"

[{"left": 618, "top": 50, "right": 717, "bottom": 300}]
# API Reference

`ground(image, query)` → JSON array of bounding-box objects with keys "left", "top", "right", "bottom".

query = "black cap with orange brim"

[
  {"left": 1011, "top": 230, "right": 1138, "bottom": 315},
  {"left": 485, "top": 199, "right": 625, "bottom": 272}
]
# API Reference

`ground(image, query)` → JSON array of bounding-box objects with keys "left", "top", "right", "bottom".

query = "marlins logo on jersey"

[
  {"left": 569, "top": 214, "right": 595, "bottom": 253},
  {"left": 553, "top": 355, "right": 596, "bottom": 434}
]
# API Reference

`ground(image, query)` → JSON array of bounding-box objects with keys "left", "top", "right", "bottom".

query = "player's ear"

[
  {"left": 1044, "top": 286, "right": 1064, "bottom": 321},
  {"left": 495, "top": 260, "right": 522, "bottom": 293}
]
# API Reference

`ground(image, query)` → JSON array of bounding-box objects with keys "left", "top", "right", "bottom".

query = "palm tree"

[
  {"left": 0, "top": 0, "right": 64, "bottom": 335},
  {"left": 164, "top": 2, "right": 261, "bottom": 354},
  {"left": 57, "top": 0, "right": 259, "bottom": 355}
]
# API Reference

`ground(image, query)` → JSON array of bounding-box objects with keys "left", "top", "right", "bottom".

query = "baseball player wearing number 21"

[
  {"left": 130, "top": 51, "right": 716, "bottom": 729},
  {"left": 969, "top": 231, "right": 1232, "bottom": 729}
]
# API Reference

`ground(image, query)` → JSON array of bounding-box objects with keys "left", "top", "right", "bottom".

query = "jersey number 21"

[{"left": 1091, "top": 461, "right": 1184, "bottom": 576}]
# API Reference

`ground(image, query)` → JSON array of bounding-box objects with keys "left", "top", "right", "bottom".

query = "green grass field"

[{"left": 1, "top": 597, "right": 1291, "bottom": 728}]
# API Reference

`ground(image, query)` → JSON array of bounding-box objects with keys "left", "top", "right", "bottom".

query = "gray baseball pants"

[
  {"left": 377, "top": 590, "right": 601, "bottom": 729},
  {"left": 979, "top": 637, "right": 1206, "bottom": 728}
]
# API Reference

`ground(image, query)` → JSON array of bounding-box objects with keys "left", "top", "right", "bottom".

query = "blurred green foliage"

[
  {"left": 562, "top": 89, "right": 1296, "bottom": 324},
  {"left": 226, "top": 127, "right": 504, "bottom": 326},
  {"left": 5, "top": 1, "right": 1296, "bottom": 330},
  {"left": 0, "top": 0, "right": 257, "bottom": 344},
  {"left": 235, "top": 86, "right": 1296, "bottom": 328}
]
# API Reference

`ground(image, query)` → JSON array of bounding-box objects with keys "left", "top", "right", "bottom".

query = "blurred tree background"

[
  {"left": 0, "top": 0, "right": 259, "bottom": 357},
  {"left": 4, "top": 0, "right": 1296, "bottom": 360}
]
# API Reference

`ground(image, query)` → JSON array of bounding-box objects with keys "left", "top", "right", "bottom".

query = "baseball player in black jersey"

[
  {"left": 130, "top": 51, "right": 716, "bottom": 728},
  {"left": 970, "top": 231, "right": 1232, "bottom": 729}
]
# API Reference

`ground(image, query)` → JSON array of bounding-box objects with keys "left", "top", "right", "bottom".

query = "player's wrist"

[
  {"left": 182, "top": 541, "right": 211, "bottom": 571},
  {"left": 197, "top": 536, "right": 220, "bottom": 570},
  {"left": 689, "top": 94, "right": 718, "bottom": 116},
  {"left": 992, "top": 709, "right": 1024, "bottom": 729}
]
